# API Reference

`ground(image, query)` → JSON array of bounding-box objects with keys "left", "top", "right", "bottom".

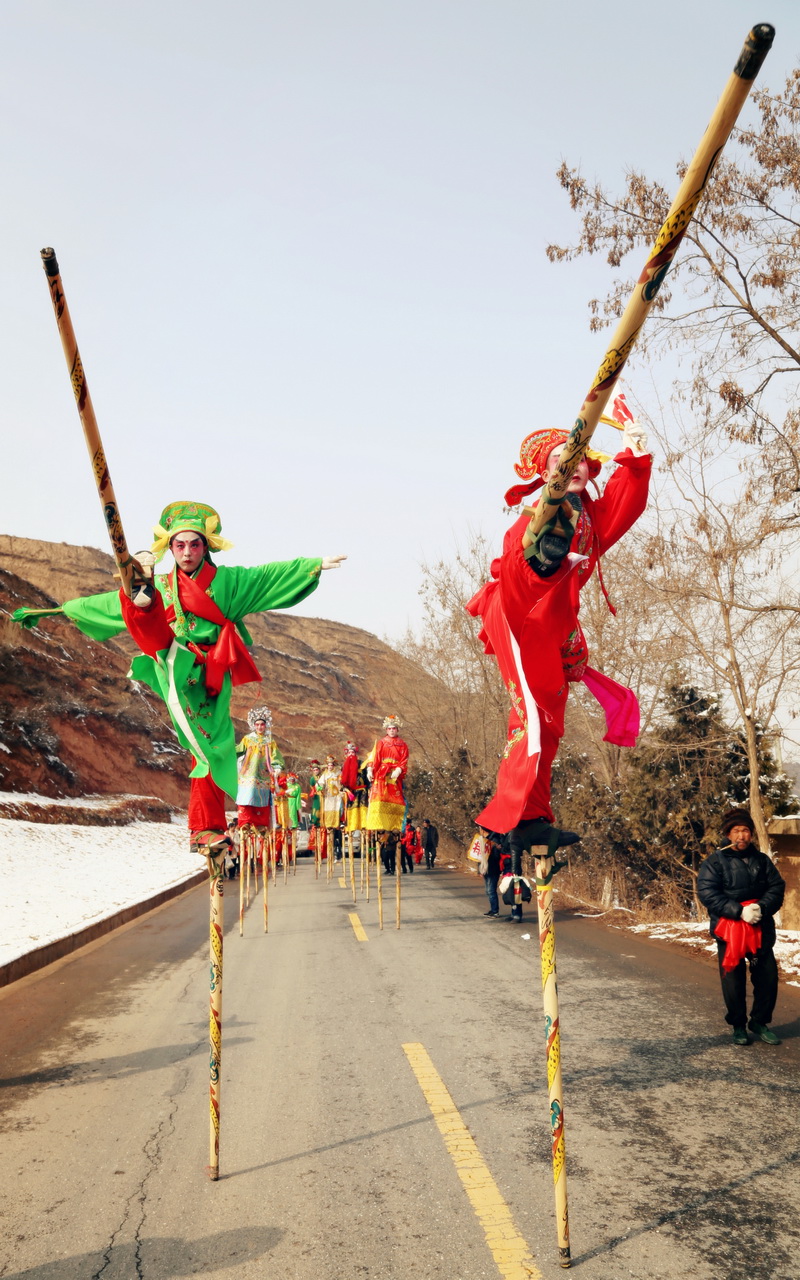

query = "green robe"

[{"left": 60, "top": 558, "right": 321, "bottom": 799}]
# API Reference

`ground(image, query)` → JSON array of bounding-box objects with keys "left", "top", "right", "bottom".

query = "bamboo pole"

[
  {"left": 284, "top": 826, "right": 289, "bottom": 885},
  {"left": 376, "top": 834, "right": 384, "bottom": 931},
  {"left": 349, "top": 831, "right": 356, "bottom": 902},
  {"left": 533, "top": 850, "right": 570, "bottom": 1265},
  {"left": 207, "top": 851, "right": 224, "bottom": 1180},
  {"left": 528, "top": 23, "right": 775, "bottom": 537},
  {"left": 292, "top": 828, "right": 297, "bottom": 876},
  {"left": 396, "top": 842, "right": 402, "bottom": 930},
  {"left": 239, "top": 826, "right": 248, "bottom": 936},
  {"left": 262, "top": 829, "right": 269, "bottom": 933},
  {"left": 39, "top": 249, "right": 139, "bottom": 597},
  {"left": 364, "top": 830, "right": 370, "bottom": 901}
]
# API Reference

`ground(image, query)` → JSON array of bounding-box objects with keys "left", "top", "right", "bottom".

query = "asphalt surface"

[{"left": 1, "top": 859, "right": 799, "bottom": 1280}]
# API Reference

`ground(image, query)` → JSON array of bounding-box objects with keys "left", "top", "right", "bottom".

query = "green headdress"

[{"left": 151, "top": 500, "right": 234, "bottom": 562}]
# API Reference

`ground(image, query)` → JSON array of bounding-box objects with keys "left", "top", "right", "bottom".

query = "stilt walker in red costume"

[{"left": 467, "top": 399, "right": 651, "bottom": 914}]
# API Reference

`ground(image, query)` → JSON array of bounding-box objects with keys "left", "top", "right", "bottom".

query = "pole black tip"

[
  {"left": 40, "top": 247, "right": 60, "bottom": 277},
  {"left": 734, "top": 23, "right": 776, "bottom": 80}
]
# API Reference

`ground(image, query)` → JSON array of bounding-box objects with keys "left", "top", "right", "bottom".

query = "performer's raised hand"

[
  {"left": 621, "top": 420, "right": 649, "bottom": 456},
  {"left": 322, "top": 554, "right": 347, "bottom": 570}
]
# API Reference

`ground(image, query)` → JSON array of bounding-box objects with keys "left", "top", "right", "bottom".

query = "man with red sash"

[
  {"left": 12, "top": 500, "right": 345, "bottom": 854},
  {"left": 466, "top": 401, "right": 650, "bottom": 893},
  {"left": 698, "top": 808, "right": 785, "bottom": 1046}
]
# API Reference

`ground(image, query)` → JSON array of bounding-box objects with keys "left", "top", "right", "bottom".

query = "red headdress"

[{"left": 504, "top": 428, "right": 604, "bottom": 507}]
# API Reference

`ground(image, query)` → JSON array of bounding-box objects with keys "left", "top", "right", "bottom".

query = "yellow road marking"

[
  {"left": 339, "top": 876, "right": 347, "bottom": 888},
  {"left": 403, "top": 1042, "right": 541, "bottom": 1280},
  {"left": 348, "top": 912, "right": 368, "bottom": 942}
]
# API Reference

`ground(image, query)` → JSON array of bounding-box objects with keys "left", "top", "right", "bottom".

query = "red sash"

[{"left": 167, "top": 561, "right": 262, "bottom": 697}]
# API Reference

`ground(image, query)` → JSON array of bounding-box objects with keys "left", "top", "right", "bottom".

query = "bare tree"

[
  {"left": 397, "top": 534, "right": 507, "bottom": 773},
  {"left": 547, "top": 71, "right": 800, "bottom": 502}
]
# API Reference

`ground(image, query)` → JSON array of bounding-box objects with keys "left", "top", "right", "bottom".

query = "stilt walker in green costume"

[{"left": 13, "top": 500, "right": 346, "bottom": 851}]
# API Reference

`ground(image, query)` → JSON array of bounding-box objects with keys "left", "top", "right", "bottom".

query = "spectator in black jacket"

[
  {"left": 697, "top": 807, "right": 785, "bottom": 1046},
  {"left": 422, "top": 818, "right": 439, "bottom": 870}
]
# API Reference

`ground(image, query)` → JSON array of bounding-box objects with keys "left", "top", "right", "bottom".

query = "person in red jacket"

[{"left": 467, "top": 400, "right": 651, "bottom": 883}]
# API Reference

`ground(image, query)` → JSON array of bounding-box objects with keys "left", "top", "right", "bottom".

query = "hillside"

[{"left": 0, "top": 535, "right": 446, "bottom": 803}]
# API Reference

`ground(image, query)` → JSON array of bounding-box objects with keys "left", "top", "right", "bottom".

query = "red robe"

[{"left": 467, "top": 450, "right": 651, "bottom": 832}]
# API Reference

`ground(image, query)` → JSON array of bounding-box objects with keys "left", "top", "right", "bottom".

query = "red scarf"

[
  {"left": 714, "top": 900, "right": 762, "bottom": 971},
  {"left": 167, "top": 561, "right": 262, "bottom": 697}
]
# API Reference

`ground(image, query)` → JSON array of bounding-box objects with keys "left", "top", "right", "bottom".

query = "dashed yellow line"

[
  {"left": 403, "top": 1042, "right": 541, "bottom": 1280},
  {"left": 348, "top": 912, "right": 368, "bottom": 942}
]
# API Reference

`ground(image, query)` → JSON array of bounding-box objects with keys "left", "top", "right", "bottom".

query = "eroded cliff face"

[{"left": 0, "top": 535, "right": 440, "bottom": 803}]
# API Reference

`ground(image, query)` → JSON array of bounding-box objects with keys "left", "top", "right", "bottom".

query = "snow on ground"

[
  {"left": 629, "top": 918, "right": 800, "bottom": 986},
  {"left": 0, "top": 790, "right": 153, "bottom": 808},
  {"left": 3, "top": 816, "right": 200, "bottom": 970}
]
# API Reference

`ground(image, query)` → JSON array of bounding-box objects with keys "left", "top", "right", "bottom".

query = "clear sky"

[{"left": 2, "top": 1, "right": 798, "bottom": 637}]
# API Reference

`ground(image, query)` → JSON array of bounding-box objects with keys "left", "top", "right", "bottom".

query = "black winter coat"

[{"left": 697, "top": 845, "right": 785, "bottom": 948}]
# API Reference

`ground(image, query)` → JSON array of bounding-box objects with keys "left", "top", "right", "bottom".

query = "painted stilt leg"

[
  {"left": 534, "top": 849, "right": 570, "bottom": 1268},
  {"left": 396, "top": 844, "right": 402, "bottom": 929},
  {"left": 239, "top": 826, "right": 247, "bottom": 937},
  {"left": 284, "top": 828, "right": 288, "bottom": 884},
  {"left": 349, "top": 832, "right": 356, "bottom": 902},
  {"left": 292, "top": 828, "right": 297, "bottom": 876},
  {"left": 376, "top": 834, "right": 384, "bottom": 931},
  {"left": 263, "top": 831, "right": 269, "bottom": 933},
  {"left": 207, "top": 849, "right": 224, "bottom": 1180}
]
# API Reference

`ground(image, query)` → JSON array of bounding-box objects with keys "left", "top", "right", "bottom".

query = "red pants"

[
  {"left": 238, "top": 804, "right": 271, "bottom": 826},
  {"left": 188, "top": 771, "right": 228, "bottom": 835}
]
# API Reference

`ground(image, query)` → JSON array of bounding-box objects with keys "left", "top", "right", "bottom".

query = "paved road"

[{"left": 2, "top": 860, "right": 799, "bottom": 1280}]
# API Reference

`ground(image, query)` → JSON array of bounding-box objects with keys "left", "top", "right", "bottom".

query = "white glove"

[
  {"left": 389, "top": 767, "right": 401, "bottom": 782},
  {"left": 741, "top": 902, "right": 762, "bottom": 924},
  {"left": 621, "top": 421, "right": 649, "bottom": 456},
  {"left": 321, "top": 554, "right": 347, "bottom": 570},
  {"left": 366, "top": 767, "right": 374, "bottom": 783}
]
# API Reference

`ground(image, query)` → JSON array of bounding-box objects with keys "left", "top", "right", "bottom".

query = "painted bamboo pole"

[
  {"left": 528, "top": 23, "right": 775, "bottom": 538},
  {"left": 349, "top": 831, "right": 356, "bottom": 902},
  {"left": 238, "top": 826, "right": 248, "bottom": 936},
  {"left": 39, "top": 249, "right": 139, "bottom": 597},
  {"left": 284, "top": 825, "right": 289, "bottom": 885},
  {"left": 207, "top": 850, "right": 224, "bottom": 1180},
  {"left": 396, "top": 840, "right": 402, "bottom": 930},
  {"left": 264, "top": 829, "right": 271, "bottom": 931},
  {"left": 262, "top": 829, "right": 269, "bottom": 933},
  {"left": 376, "top": 833, "right": 384, "bottom": 931},
  {"left": 364, "top": 830, "right": 370, "bottom": 901},
  {"left": 533, "top": 850, "right": 569, "bottom": 1266},
  {"left": 292, "top": 828, "right": 297, "bottom": 876}
]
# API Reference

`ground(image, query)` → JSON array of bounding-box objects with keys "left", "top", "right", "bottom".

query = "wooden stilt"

[
  {"left": 534, "top": 850, "right": 570, "bottom": 1267},
  {"left": 238, "top": 826, "right": 248, "bottom": 936},
  {"left": 263, "top": 829, "right": 269, "bottom": 933},
  {"left": 207, "top": 851, "right": 224, "bottom": 1180}
]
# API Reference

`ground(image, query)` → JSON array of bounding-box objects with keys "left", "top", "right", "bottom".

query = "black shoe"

[
  {"left": 483, "top": 909, "right": 497, "bottom": 916},
  {"left": 732, "top": 1027, "right": 751, "bottom": 1046}
]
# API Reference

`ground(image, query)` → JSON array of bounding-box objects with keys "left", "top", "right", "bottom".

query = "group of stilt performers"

[{"left": 11, "top": 21, "right": 776, "bottom": 1267}]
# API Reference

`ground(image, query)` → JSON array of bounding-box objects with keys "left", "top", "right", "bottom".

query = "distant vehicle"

[
  {"left": 295, "top": 816, "right": 310, "bottom": 854},
  {"left": 294, "top": 820, "right": 362, "bottom": 856}
]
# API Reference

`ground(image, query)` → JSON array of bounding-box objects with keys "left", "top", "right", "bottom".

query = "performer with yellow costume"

[
  {"left": 365, "top": 716, "right": 409, "bottom": 832},
  {"left": 12, "top": 500, "right": 345, "bottom": 851}
]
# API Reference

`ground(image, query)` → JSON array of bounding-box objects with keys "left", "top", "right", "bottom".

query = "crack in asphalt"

[{"left": 90, "top": 1060, "right": 193, "bottom": 1280}]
